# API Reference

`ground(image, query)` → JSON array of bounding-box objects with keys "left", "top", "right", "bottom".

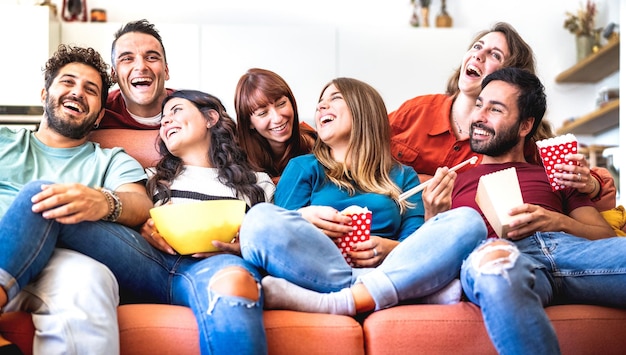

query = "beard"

[
  {"left": 44, "top": 94, "right": 99, "bottom": 140},
  {"left": 470, "top": 121, "right": 522, "bottom": 157}
]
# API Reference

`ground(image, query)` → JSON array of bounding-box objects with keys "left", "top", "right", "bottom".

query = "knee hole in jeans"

[
  {"left": 471, "top": 240, "right": 520, "bottom": 275},
  {"left": 209, "top": 266, "right": 259, "bottom": 301}
]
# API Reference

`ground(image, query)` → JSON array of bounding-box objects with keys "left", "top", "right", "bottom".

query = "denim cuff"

[
  {"left": 358, "top": 268, "right": 398, "bottom": 311},
  {"left": 0, "top": 268, "right": 19, "bottom": 307}
]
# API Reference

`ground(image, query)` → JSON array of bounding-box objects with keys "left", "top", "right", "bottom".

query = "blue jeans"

[
  {"left": 239, "top": 203, "right": 486, "bottom": 310},
  {"left": 0, "top": 181, "right": 267, "bottom": 355},
  {"left": 461, "top": 234, "right": 626, "bottom": 355}
]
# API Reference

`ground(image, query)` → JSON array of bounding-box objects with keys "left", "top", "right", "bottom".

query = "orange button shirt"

[{"left": 388, "top": 94, "right": 481, "bottom": 176}]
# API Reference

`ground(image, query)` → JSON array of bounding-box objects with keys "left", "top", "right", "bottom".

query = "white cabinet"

[
  {"left": 0, "top": 5, "right": 60, "bottom": 107},
  {"left": 198, "top": 25, "right": 470, "bottom": 124},
  {"left": 336, "top": 27, "right": 470, "bottom": 116},
  {"left": 198, "top": 24, "right": 336, "bottom": 124}
]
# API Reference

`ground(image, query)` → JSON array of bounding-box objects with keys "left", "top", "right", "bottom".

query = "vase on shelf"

[
  {"left": 420, "top": 6, "right": 430, "bottom": 27},
  {"left": 575, "top": 34, "right": 593, "bottom": 62},
  {"left": 435, "top": 0, "right": 453, "bottom": 28}
]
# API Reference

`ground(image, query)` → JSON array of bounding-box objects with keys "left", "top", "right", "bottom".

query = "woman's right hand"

[
  {"left": 422, "top": 167, "right": 456, "bottom": 220},
  {"left": 298, "top": 205, "right": 353, "bottom": 237},
  {"left": 140, "top": 218, "right": 176, "bottom": 255}
]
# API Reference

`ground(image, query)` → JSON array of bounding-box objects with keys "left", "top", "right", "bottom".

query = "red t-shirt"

[
  {"left": 388, "top": 94, "right": 482, "bottom": 176},
  {"left": 451, "top": 162, "right": 594, "bottom": 239},
  {"left": 99, "top": 88, "right": 175, "bottom": 130}
]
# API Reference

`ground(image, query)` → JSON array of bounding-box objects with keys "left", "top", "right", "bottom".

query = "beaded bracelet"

[
  {"left": 588, "top": 177, "right": 601, "bottom": 200},
  {"left": 96, "top": 187, "right": 123, "bottom": 222}
]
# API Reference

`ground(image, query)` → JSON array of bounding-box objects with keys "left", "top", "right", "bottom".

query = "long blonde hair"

[{"left": 313, "top": 78, "right": 410, "bottom": 213}]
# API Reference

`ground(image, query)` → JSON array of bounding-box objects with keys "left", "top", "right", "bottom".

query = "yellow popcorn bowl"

[{"left": 149, "top": 199, "right": 246, "bottom": 255}]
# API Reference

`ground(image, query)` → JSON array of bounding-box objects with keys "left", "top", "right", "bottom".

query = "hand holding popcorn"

[
  {"left": 536, "top": 134, "right": 578, "bottom": 191},
  {"left": 335, "top": 206, "right": 372, "bottom": 266}
]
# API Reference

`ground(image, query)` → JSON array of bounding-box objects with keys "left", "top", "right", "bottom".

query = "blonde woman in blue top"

[{"left": 239, "top": 77, "right": 486, "bottom": 315}]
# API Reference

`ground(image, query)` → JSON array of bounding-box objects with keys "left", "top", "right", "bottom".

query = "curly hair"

[
  {"left": 147, "top": 90, "right": 266, "bottom": 206},
  {"left": 43, "top": 44, "right": 112, "bottom": 111}
]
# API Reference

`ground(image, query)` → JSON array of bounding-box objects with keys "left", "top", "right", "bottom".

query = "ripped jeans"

[
  {"left": 461, "top": 233, "right": 626, "bottom": 355},
  {"left": 0, "top": 181, "right": 267, "bottom": 355}
]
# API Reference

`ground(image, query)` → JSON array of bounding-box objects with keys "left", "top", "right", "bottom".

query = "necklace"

[{"left": 452, "top": 114, "right": 463, "bottom": 134}]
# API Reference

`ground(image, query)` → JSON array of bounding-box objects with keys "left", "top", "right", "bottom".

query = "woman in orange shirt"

[{"left": 389, "top": 22, "right": 612, "bottom": 210}]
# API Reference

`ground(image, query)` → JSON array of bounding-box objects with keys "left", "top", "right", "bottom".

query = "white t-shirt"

[{"left": 149, "top": 165, "right": 275, "bottom": 207}]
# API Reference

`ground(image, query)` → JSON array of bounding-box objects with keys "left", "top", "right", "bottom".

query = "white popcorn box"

[
  {"left": 536, "top": 134, "right": 578, "bottom": 191},
  {"left": 475, "top": 167, "right": 524, "bottom": 238}
]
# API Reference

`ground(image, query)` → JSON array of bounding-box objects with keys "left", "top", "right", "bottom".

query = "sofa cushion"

[
  {"left": 264, "top": 309, "right": 364, "bottom": 355},
  {"left": 363, "top": 303, "right": 626, "bottom": 355},
  {"left": 364, "top": 303, "right": 496, "bottom": 355},
  {"left": 118, "top": 304, "right": 199, "bottom": 355},
  {"left": 546, "top": 304, "right": 626, "bottom": 354},
  {"left": 0, "top": 305, "right": 365, "bottom": 355}
]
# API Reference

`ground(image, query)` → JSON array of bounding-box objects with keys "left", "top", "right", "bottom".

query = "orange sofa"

[
  {"left": 3, "top": 302, "right": 626, "bottom": 355},
  {"left": 2, "top": 129, "right": 626, "bottom": 354}
]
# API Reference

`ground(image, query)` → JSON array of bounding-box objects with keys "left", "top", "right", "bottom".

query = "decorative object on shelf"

[
  {"left": 595, "top": 87, "right": 619, "bottom": 108},
  {"left": 563, "top": 0, "right": 597, "bottom": 62},
  {"left": 603, "top": 22, "right": 620, "bottom": 42},
  {"left": 435, "top": 0, "right": 453, "bottom": 28},
  {"left": 90, "top": 8, "right": 106, "bottom": 22},
  {"left": 62, "top": 0, "right": 87, "bottom": 22},
  {"left": 409, "top": 0, "right": 420, "bottom": 27},
  {"left": 592, "top": 27, "right": 603, "bottom": 53},
  {"left": 576, "top": 34, "right": 594, "bottom": 62},
  {"left": 420, "top": 0, "right": 431, "bottom": 27},
  {"left": 409, "top": 0, "right": 432, "bottom": 27}
]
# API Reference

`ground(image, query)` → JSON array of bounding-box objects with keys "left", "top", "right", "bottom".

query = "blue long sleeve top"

[{"left": 275, "top": 154, "right": 425, "bottom": 241}]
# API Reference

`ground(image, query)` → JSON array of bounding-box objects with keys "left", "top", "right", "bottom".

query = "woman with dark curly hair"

[{"left": 136, "top": 90, "right": 275, "bottom": 354}]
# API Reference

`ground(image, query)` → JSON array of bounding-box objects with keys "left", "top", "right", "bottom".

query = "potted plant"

[{"left": 563, "top": 0, "right": 597, "bottom": 61}]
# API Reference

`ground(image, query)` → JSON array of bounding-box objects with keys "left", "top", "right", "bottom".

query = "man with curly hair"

[{"left": 0, "top": 44, "right": 152, "bottom": 355}]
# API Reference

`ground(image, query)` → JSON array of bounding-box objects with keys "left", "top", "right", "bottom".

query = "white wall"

[
  {"left": 2, "top": 0, "right": 622, "bottom": 146},
  {"left": 42, "top": 0, "right": 621, "bottom": 144}
]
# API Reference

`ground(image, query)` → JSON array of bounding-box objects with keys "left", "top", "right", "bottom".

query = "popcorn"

[
  {"left": 536, "top": 134, "right": 578, "bottom": 191},
  {"left": 335, "top": 206, "right": 371, "bottom": 266},
  {"left": 475, "top": 167, "right": 524, "bottom": 238}
]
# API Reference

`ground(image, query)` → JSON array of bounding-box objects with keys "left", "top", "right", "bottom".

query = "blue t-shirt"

[
  {"left": 0, "top": 128, "right": 147, "bottom": 217},
  {"left": 275, "top": 154, "right": 424, "bottom": 241}
]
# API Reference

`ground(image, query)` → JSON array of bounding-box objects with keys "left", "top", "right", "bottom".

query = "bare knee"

[
  {"left": 209, "top": 266, "right": 259, "bottom": 301},
  {"left": 470, "top": 240, "right": 520, "bottom": 274}
]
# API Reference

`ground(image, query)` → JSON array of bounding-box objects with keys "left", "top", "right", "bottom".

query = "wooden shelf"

[
  {"left": 556, "top": 99, "right": 619, "bottom": 135},
  {"left": 555, "top": 38, "right": 620, "bottom": 83}
]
